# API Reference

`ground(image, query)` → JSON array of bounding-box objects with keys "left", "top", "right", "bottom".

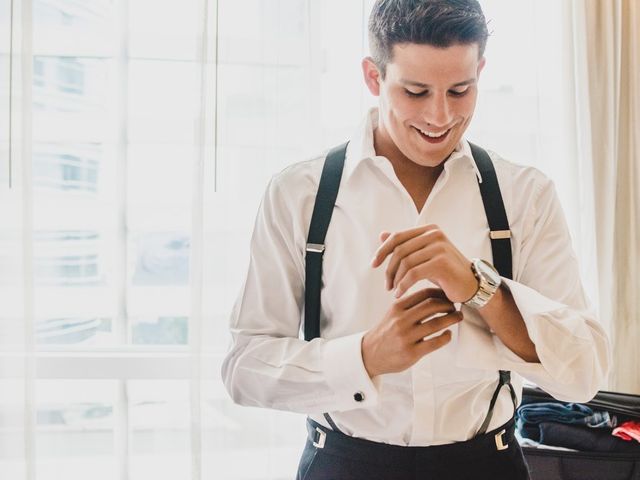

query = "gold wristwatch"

[{"left": 463, "top": 258, "right": 502, "bottom": 309}]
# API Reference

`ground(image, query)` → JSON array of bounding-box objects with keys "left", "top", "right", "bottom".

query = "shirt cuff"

[
  {"left": 457, "top": 279, "right": 564, "bottom": 376},
  {"left": 491, "top": 279, "right": 558, "bottom": 365},
  {"left": 502, "top": 277, "right": 597, "bottom": 342},
  {"left": 502, "top": 278, "right": 566, "bottom": 323},
  {"left": 323, "top": 331, "right": 381, "bottom": 412}
]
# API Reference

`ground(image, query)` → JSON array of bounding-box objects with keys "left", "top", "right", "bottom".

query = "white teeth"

[{"left": 418, "top": 128, "right": 448, "bottom": 138}]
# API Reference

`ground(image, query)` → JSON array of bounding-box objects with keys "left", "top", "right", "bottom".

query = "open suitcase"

[{"left": 520, "top": 386, "right": 640, "bottom": 480}]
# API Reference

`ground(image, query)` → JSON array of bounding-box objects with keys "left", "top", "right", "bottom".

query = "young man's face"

[{"left": 363, "top": 42, "right": 485, "bottom": 167}]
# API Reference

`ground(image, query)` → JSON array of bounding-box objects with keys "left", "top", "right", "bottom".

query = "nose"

[{"left": 423, "top": 92, "right": 452, "bottom": 128}]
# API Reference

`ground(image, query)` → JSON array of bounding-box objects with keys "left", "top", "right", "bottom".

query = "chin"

[
  {"left": 418, "top": 156, "right": 448, "bottom": 168},
  {"left": 413, "top": 146, "right": 454, "bottom": 166},
  {"left": 403, "top": 151, "right": 443, "bottom": 168}
]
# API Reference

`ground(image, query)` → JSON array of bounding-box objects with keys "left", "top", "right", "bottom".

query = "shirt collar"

[{"left": 343, "top": 107, "right": 483, "bottom": 184}]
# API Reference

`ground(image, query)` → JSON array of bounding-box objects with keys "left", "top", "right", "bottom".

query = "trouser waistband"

[{"left": 306, "top": 417, "right": 517, "bottom": 465}]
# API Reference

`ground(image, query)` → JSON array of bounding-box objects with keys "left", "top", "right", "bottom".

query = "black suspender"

[
  {"left": 304, "top": 142, "right": 349, "bottom": 342},
  {"left": 467, "top": 142, "right": 518, "bottom": 435},
  {"left": 304, "top": 141, "right": 518, "bottom": 436},
  {"left": 469, "top": 143, "right": 513, "bottom": 280},
  {"left": 303, "top": 142, "right": 349, "bottom": 433}
]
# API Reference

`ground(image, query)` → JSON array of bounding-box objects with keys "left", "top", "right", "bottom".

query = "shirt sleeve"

[
  {"left": 456, "top": 173, "right": 611, "bottom": 403},
  {"left": 221, "top": 174, "right": 380, "bottom": 414}
]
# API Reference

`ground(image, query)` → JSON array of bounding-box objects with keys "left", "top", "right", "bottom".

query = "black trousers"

[{"left": 296, "top": 418, "right": 531, "bottom": 480}]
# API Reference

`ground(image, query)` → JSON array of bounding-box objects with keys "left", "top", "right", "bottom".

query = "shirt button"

[{"left": 354, "top": 392, "right": 365, "bottom": 402}]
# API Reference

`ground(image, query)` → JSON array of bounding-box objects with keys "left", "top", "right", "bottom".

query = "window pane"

[
  {"left": 36, "top": 380, "right": 116, "bottom": 480},
  {"left": 32, "top": 56, "right": 111, "bottom": 116},
  {"left": 127, "top": 60, "right": 199, "bottom": 143},
  {"left": 34, "top": 243, "right": 102, "bottom": 286},
  {"left": 218, "top": 0, "right": 309, "bottom": 66},
  {"left": 33, "top": 0, "right": 116, "bottom": 58},
  {"left": 217, "top": 64, "right": 311, "bottom": 151},
  {"left": 129, "top": 380, "right": 190, "bottom": 479},
  {"left": 127, "top": 145, "right": 193, "bottom": 217},
  {"left": 0, "top": 380, "right": 28, "bottom": 478},
  {"left": 33, "top": 146, "right": 101, "bottom": 193},
  {"left": 131, "top": 232, "right": 190, "bottom": 286},
  {"left": 128, "top": 0, "right": 201, "bottom": 60},
  {"left": 33, "top": 230, "right": 114, "bottom": 347},
  {"left": 128, "top": 230, "right": 191, "bottom": 345},
  {"left": 131, "top": 316, "right": 187, "bottom": 345},
  {"left": 36, "top": 317, "right": 111, "bottom": 346}
]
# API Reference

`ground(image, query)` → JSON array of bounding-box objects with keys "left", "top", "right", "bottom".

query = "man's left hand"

[{"left": 370, "top": 224, "right": 479, "bottom": 303}]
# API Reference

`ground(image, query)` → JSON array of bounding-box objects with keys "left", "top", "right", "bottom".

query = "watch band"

[{"left": 463, "top": 258, "right": 501, "bottom": 309}]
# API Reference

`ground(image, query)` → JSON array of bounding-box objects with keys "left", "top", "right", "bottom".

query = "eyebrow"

[{"left": 400, "top": 78, "right": 477, "bottom": 88}]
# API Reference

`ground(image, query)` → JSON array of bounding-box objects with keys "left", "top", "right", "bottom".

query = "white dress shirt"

[{"left": 221, "top": 108, "right": 610, "bottom": 446}]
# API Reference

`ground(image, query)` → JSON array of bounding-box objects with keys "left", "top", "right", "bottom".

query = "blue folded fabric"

[{"left": 516, "top": 402, "right": 617, "bottom": 441}]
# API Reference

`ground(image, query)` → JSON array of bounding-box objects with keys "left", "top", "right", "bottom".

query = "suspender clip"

[
  {"left": 495, "top": 429, "right": 508, "bottom": 450},
  {"left": 490, "top": 230, "right": 511, "bottom": 240},
  {"left": 312, "top": 427, "right": 326, "bottom": 448},
  {"left": 306, "top": 243, "right": 325, "bottom": 254}
]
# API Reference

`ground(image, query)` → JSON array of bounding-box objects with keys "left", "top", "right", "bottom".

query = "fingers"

[
  {"left": 383, "top": 234, "right": 430, "bottom": 289},
  {"left": 386, "top": 241, "right": 439, "bottom": 290},
  {"left": 371, "top": 224, "right": 439, "bottom": 268},
  {"left": 411, "top": 311, "right": 462, "bottom": 343},
  {"left": 415, "top": 329, "right": 454, "bottom": 356},
  {"left": 405, "top": 295, "right": 455, "bottom": 322},
  {"left": 396, "top": 287, "right": 448, "bottom": 310},
  {"left": 393, "top": 261, "right": 439, "bottom": 299},
  {"left": 366, "top": 289, "right": 458, "bottom": 377}
]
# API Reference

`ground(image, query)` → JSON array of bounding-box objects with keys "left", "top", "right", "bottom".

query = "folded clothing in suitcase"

[{"left": 518, "top": 386, "right": 640, "bottom": 480}]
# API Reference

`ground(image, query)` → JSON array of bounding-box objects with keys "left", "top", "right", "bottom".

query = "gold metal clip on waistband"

[{"left": 495, "top": 429, "right": 508, "bottom": 450}]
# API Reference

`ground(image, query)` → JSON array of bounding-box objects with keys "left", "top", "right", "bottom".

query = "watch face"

[{"left": 476, "top": 259, "right": 501, "bottom": 286}]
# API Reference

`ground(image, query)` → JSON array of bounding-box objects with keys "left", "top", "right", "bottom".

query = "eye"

[
  {"left": 404, "top": 89, "right": 427, "bottom": 98},
  {"left": 448, "top": 87, "right": 470, "bottom": 97}
]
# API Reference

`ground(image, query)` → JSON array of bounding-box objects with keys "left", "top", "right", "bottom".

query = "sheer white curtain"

[
  {"left": 2, "top": 0, "right": 219, "bottom": 478},
  {"left": 571, "top": 0, "right": 640, "bottom": 394},
  {"left": 1, "top": 0, "right": 371, "bottom": 479},
  {"left": 1, "top": 0, "right": 35, "bottom": 478}
]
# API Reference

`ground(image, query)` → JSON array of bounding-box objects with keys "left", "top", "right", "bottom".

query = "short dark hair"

[{"left": 368, "top": 0, "right": 489, "bottom": 78}]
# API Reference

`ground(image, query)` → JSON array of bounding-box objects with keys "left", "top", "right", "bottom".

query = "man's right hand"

[{"left": 361, "top": 288, "right": 462, "bottom": 378}]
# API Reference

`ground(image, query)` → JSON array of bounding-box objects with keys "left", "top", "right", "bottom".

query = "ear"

[
  {"left": 362, "top": 57, "right": 382, "bottom": 96},
  {"left": 476, "top": 56, "right": 486, "bottom": 79}
]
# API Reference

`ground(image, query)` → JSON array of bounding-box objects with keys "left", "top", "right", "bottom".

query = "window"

[{"left": 30, "top": 1, "right": 204, "bottom": 475}]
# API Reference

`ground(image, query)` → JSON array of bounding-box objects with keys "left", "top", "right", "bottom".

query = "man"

[{"left": 221, "top": 1, "right": 610, "bottom": 478}]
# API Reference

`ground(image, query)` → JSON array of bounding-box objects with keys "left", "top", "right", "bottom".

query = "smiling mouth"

[{"left": 413, "top": 126, "right": 451, "bottom": 144}]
